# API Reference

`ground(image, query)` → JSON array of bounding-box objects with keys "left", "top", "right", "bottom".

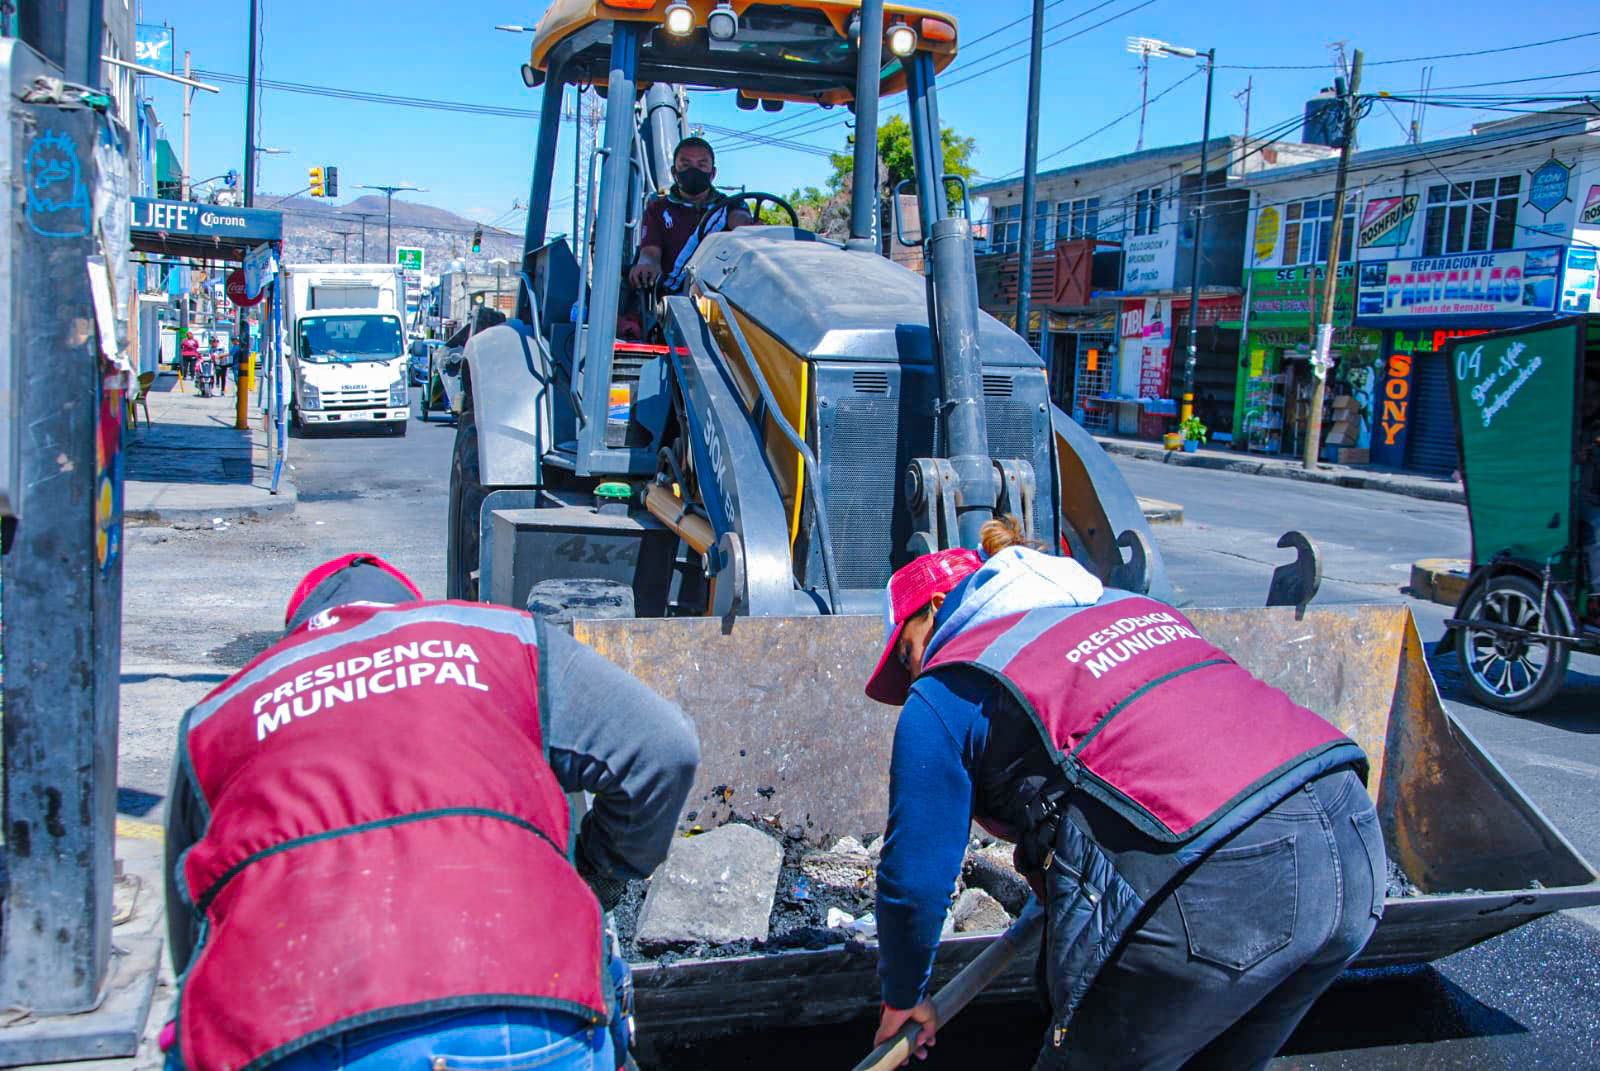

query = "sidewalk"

[
  {"left": 124, "top": 372, "right": 297, "bottom": 526},
  {"left": 1094, "top": 434, "right": 1465, "bottom": 505}
]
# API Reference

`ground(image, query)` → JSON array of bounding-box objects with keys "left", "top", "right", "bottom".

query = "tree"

[{"left": 826, "top": 115, "right": 977, "bottom": 196}]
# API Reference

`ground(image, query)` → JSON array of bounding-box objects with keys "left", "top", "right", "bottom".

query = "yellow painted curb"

[
  {"left": 1410, "top": 558, "right": 1470, "bottom": 607},
  {"left": 116, "top": 817, "right": 164, "bottom": 841}
]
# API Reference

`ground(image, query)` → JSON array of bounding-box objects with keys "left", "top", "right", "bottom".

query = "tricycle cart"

[{"left": 1443, "top": 315, "right": 1600, "bottom": 712}]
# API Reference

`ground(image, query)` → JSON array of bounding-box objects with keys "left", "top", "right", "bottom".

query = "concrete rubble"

[
  {"left": 951, "top": 888, "right": 1013, "bottom": 934},
  {"left": 635, "top": 824, "right": 784, "bottom": 951}
]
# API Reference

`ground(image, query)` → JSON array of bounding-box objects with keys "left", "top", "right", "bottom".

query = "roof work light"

[
  {"left": 885, "top": 22, "right": 918, "bottom": 58},
  {"left": 707, "top": 2, "right": 738, "bottom": 40},
  {"left": 663, "top": 2, "right": 695, "bottom": 36}
]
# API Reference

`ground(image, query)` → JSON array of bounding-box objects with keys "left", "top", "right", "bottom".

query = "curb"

[
  {"left": 124, "top": 477, "right": 298, "bottom": 527},
  {"left": 1408, "top": 557, "right": 1470, "bottom": 607},
  {"left": 1138, "top": 497, "right": 1184, "bottom": 525},
  {"left": 1096, "top": 439, "right": 1466, "bottom": 505}
]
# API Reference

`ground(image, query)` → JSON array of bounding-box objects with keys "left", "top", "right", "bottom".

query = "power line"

[{"left": 1216, "top": 29, "right": 1600, "bottom": 72}]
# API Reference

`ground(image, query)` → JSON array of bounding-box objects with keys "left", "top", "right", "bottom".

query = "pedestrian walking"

[
  {"left": 208, "top": 339, "right": 227, "bottom": 396},
  {"left": 867, "top": 517, "right": 1385, "bottom": 1071},
  {"left": 161, "top": 553, "right": 699, "bottom": 1071},
  {"left": 179, "top": 335, "right": 199, "bottom": 388}
]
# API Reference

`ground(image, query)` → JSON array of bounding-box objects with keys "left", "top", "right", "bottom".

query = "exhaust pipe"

[{"left": 847, "top": 0, "right": 884, "bottom": 251}]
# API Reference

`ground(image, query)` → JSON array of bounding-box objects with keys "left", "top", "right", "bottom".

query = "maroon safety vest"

[
  {"left": 923, "top": 595, "right": 1363, "bottom": 843},
  {"left": 174, "top": 601, "right": 606, "bottom": 1070}
]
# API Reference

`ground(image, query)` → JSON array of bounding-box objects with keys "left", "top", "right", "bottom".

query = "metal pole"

[
  {"left": 848, "top": 0, "right": 884, "bottom": 250},
  {"left": 1303, "top": 49, "right": 1362, "bottom": 470},
  {"left": 523, "top": 65, "right": 567, "bottom": 283},
  {"left": 572, "top": 86, "right": 582, "bottom": 244},
  {"left": 1180, "top": 48, "right": 1215, "bottom": 427},
  {"left": 385, "top": 191, "right": 393, "bottom": 263},
  {"left": 359, "top": 215, "right": 367, "bottom": 260},
  {"left": 242, "top": 0, "right": 259, "bottom": 207},
  {"left": 1015, "top": 0, "right": 1045, "bottom": 343},
  {"left": 181, "top": 50, "right": 193, "bottom": 198}
]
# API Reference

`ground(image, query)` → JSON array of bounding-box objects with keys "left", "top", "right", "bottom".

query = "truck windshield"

[{"left": 298, "top": 315, "right": 403, "bottom": 363}]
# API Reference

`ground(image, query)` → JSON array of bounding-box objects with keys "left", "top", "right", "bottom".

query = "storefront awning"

[{"left": 129, "top": 197, "right": 282, "bottom": 262}]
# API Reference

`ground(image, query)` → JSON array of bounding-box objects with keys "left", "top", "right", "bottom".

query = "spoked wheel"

[{"left": 1455, "top": 574, "right": 1571, "bottom": 713}]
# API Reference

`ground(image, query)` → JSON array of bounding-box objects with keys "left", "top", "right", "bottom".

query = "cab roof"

[{"left": 529, "top": 1, "right": 958, "bottom": 105}]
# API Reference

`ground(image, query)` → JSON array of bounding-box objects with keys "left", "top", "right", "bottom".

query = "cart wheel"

[{"left": 1455, "top": 574, "right": 1571, "bottom": 713}]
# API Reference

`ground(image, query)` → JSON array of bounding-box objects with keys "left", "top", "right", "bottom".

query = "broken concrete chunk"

[
  {"left": 951, "top": 888, "right": 1013, "bottom": 934},
  {"left": 635, "top": 824, "right": 783, "bottom": 951},
  {"left": 800, "top": 837, "right": 877, "bottom": 899},
  {"left": 963, "top": 844, "right": 1032, "bottom": 916}
]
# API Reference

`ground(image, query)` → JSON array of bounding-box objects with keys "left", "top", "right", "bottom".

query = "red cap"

[
  {"left": 864, "top": 549, "right": 983, "bottom": 706},
  {"left": 284, "top": 553, "right": 422, "bottom": 626}
]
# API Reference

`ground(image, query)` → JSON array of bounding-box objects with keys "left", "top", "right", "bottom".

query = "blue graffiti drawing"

[{"left": 24, "top": 129, "right": 91, "bottom": 238}]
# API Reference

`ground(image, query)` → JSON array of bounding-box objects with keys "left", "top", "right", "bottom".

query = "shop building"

[
  {"left": 973, "top": 134, "right": 1335, "bottom": 440},
  {"left": 1239, "top": 106, "right": 1600, "bottom": 471}
]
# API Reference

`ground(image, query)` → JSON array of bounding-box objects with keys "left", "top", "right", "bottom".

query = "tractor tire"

[
  {"left": 1455, "top": 573, "right": 1571, "bottom": 713},
  {"left": 447, "top": 404, "right": 485, "bottom": 601}
]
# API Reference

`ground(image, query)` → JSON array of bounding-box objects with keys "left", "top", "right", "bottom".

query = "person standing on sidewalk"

[
  {"left": 867, "top": 518, "right": 1385, "bottom": 1070},
  {"left": 161, "top": 553, "right": 699, "bottom": 1071},
  {"left": 212, "top": 338, "right": 231, "bottom": 396},
  {"left": 179, "top": 334, "right": 199, "bottom": 386}
]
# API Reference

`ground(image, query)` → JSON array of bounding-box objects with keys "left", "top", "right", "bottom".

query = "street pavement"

[{"left": 104, "top": 411, "right": 1600, "bottom": 1069}]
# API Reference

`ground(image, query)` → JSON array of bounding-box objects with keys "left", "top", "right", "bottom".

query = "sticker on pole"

[
  {"left": 226, "top": 267, "right": 265, "bottom": 307},
  {"left": 396, "top": 247, "right": 424, "bottom": 272}
]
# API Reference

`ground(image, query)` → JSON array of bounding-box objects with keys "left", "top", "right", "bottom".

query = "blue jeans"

[
  {"left": 260, "top": 1008, "right": 615, "bottom": 1071},
  {"left": 1046, "top": 766, "right": 1385, "bottom": 1071}
]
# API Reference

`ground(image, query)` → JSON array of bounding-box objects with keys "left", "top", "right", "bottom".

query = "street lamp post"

[
  {"left": 489, "top": 258, "right": 510, "bottom": 310},
  {"left": 359, "top": 183, "right": 424, "bottom": 263},
  {"left": 1130, "top": 37, "right": 1214, "bottom": 428}
]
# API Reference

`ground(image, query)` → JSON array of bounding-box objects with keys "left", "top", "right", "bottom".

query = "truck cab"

[{"left": 282, "top": 264, "right": 412, "bottom": 435}]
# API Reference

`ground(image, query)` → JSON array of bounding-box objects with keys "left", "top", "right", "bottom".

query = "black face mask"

[{"left": 675, "top": 167, "right": 712, "bottom": 196}]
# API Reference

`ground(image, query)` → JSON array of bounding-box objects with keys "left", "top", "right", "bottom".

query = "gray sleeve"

[
  {"left": 163, "top": 751, "right": 206, "bottom": 974},
  {"left": 541, "top": 624, "right": 701, "bottom": 880}
]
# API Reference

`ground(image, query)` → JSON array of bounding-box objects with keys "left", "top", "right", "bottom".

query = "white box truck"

[{"left": 282, "top": 263, "right": 411, "bottom": 434}]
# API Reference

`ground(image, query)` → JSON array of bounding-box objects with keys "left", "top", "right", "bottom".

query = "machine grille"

[
  {"left": 983, "top": 374, "right": 1014, "bottom": 397},
  {"left": 852, "top": 370, "right": 890, "bottom": 394},
  {"left": 822, "top": 396, "right": 903, "bottom": 591}
]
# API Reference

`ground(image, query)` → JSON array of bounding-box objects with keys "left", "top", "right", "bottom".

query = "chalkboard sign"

[{"left": 1447, "top": 319, "right": 1582, "bottom": 570}]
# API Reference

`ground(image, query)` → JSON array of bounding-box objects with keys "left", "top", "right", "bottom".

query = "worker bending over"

[
  {"left": 162, "top": 554, "right": 699, "bottom": 1071},
  {"left": 867, "top": 519, "right": 1385, "bottom": 1070},
  {"left": 628, "top": 136, "right": 752, "bottom": 294}
]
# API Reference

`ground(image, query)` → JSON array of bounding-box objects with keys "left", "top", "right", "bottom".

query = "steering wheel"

[{"left": 694, "top": 192, "right": 799, "bottom": 242}]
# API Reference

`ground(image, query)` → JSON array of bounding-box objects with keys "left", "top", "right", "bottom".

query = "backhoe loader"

[{"left": 446, "top": 0, "right": 1600, "bottom": 1045}]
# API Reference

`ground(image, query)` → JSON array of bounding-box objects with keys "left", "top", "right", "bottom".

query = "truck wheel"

[
  {"left": 1455, "top": 574, "right": 1571, "bottom": 713},
  {"left": 447, "top": 405, "right": 485, "bottom": 601}
]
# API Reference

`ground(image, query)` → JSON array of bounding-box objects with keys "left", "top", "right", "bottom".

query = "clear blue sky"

[{"left": 137, "top": 0, "right": 1600, "bottom": 233}]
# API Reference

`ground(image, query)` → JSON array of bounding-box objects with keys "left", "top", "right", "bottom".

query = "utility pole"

[
  {"left": 242, "top": 0, "right": 260, "bottom": 207},
  {"left": 1015, "top": 0, "right": 1045, "bottom": 346},
  {"left": 1180, "top": 47, "right": 1215, "bottom": 428},
  {"left": 181, "top": 51, "right": 193, "bottom": 198},
  {"left": 1235, "top": 77, "right": 1253, "bottom": 151},
  {"left": 343, "top": 211, "right": 379, "bottom": 261},
  {"left": 1303, "top": 48, "right": 1362, "bottom": 470},
  {"left": 359, "top": 184, "right": 422, "bottom": 263},
  {"left": 330, "top": 228, "right": 356, "bottom": 263}
]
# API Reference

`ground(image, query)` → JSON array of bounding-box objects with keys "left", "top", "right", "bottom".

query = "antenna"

[{"left": 1125, "top": 37, "right": 1171, "bottom": 152}]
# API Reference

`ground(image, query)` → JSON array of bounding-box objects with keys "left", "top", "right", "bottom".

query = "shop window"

[
  {"left": 1134, "top": 187, "right": 1163, "bottom": 236},
  {"left": 1281, "top": 197, "right": 1355, "bottom": 265},
  {"left": 1056, "top": 197, "right": 1101, "bottom": 241},
  {"left": 1421, "top": 176, "right": 1519, "bottom": 257}
]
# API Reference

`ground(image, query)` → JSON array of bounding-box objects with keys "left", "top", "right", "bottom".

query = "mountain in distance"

[{"left": 267, "top": 192, "right": 523, "bottom": 278}]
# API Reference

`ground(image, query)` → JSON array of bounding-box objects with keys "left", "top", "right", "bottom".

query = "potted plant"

[{"left": 1180, "top": 414, "right": 1207, "bottom": 452}]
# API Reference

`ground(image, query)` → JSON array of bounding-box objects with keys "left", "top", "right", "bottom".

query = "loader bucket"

[{"left": 573, "top": 604, "right": 1600, "bottom": 1043}]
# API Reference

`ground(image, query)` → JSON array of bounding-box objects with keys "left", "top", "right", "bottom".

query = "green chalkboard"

[{"left": 1448, "top": 319, "right": 1582, "bottom": 571}]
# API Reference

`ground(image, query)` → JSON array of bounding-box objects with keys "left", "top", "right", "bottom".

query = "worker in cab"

[
  {"left": 627, "top": 136, "right": 752, "bottom": 294},
  {"left": 867, "top": 518, "right": 1386, "bottom": 1070},
  {"left": 160, "top": 553, "right": 699, "bottom": 1071}
]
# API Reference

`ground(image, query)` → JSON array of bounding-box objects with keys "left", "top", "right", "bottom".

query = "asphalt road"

[{"left": 116, "top": 420, "right": 1600, "bottom": 1070}]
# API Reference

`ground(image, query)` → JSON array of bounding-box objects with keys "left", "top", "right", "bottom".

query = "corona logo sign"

[{"left": 1379, "top": 353, "right": 1413, "bottom": 447}]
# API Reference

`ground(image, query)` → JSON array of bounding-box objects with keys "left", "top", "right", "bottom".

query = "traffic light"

[
  {"left": 324, "top": 165, "right": 338, "bottom": 198},
  {"left": 471, "top": 227, "right": 483, "bottom": 253},
  {"left": 308, "top": 166, "right": 324, "bottom": 197}
]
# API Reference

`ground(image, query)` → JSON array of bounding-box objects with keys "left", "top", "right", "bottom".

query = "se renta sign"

[{"left": 1353, "top": 247, "right": 1563, "bottom": 325}]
